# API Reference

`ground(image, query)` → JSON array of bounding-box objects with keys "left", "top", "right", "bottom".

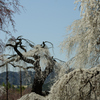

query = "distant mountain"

[
  {"left": 0, "top": 71, "right": 35, "bottom": 85},
  {"left": 0, "top": 70, "right": 55, "bottom": 85}
]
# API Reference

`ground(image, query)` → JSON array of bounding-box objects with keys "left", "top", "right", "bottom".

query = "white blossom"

[{"left": 60, "top": 0, "right": 100, "bottom": 68}]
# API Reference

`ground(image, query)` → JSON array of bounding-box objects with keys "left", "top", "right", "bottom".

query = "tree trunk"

[
  {"left": 20, "top": 68, "right": 22, "bottom": 97},
  {"left": 6, "top": 64, "right": 8, "bottom": 100},
  {"left": 31, "top": 73, "right": 44, "bottom": 95},
  {"left": 31, "top": 58, "right": 55, "bottom": 96}
]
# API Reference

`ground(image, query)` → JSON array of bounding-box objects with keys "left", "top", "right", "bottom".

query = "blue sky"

[
  {"left": 4, "top": 0, "right": 80, "bottom": 61},
  {"left": 0, "top": 0, "right": 81, "bottom": 72}
]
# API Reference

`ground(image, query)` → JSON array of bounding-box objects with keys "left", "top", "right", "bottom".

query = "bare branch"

[{"left": 6, "top": 44, "right": 15, "bottom": 48}]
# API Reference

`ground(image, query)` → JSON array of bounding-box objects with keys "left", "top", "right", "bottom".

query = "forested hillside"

[{"left": 0, "top": 71, "right": 35, "bottom": 85}]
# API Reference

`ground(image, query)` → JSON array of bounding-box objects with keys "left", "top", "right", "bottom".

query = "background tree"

[
  {"left": 0, "top": 0, "right": 22, "bottom": 55},
  {"left": 60, "top": 0, "right": 100, "bottom": 68},
  {"left": 0, "top": 36, "right": 57, "bottom": 96}
]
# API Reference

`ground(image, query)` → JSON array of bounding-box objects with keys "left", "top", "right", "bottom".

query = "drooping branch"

[
  {"left": 79, "top": 70, "right": 100, "bottom": 91},
  {"left": 5, "top": 38, "right": 44, "bottom": 73},
  {"left": 6, "top": 40, "right": 35, "bottom": 65},
  {"left": 3, "top": 38, "right": 58, "bottom": 95},
  {"left": 0, "top": 58, "right": 16, "bottom": 67},
  {"left": 7, "top": 54, "right": 17, "bottom": 59},
  {"left": 0, "top": 0, "right": 22, "bottom": 34},
  {"left": 41, "top": 41, "right": 54, "bottom": 49}
]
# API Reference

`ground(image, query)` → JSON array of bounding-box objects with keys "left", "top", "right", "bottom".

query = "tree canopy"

[
  {"left": 0, "top": 0, "right": 22, "bottom": 55},
  {"left": 60, "top": 0, "right": 100, "bottom": 68},
  {"left": 0, "top": 0, "right": 22, "bottom": 33},
  {"left": 0, "top": 36, "right": 63, "bottom": 95}
]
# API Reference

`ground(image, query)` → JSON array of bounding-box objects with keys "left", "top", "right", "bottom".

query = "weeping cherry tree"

[
  {"left": 60, "top": 0, "right": 100, "bottom": 68},
  {"left": 0, "top": 36, "right": 57, "bottom": 96}
]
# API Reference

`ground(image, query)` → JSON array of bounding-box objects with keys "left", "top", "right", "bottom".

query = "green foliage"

[
  {"left": 2, "top": 82, "right": 12, "bottom": 89},
  {"left": 16, "top": 86, "right": 26, "bottom": 91},
  {"left": 22, "top": 86, "right": 25, "bottom": 90},
  {"left": 8, "top": 82, "right": 11, "bottom": 89},
  {"left": 2, "top": 82, "right": 5, "bottom": 87},
  {"left": 12, "top": 85, "right": 15, "bottom": 89}
]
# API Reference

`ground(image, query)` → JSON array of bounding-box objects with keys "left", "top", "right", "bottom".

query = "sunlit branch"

[
  {"left": 0, "top": 58, "right": 15, "bottom": 67},
  {"left": 9, "top": 62, "right": 34, "bottom": 70}
]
